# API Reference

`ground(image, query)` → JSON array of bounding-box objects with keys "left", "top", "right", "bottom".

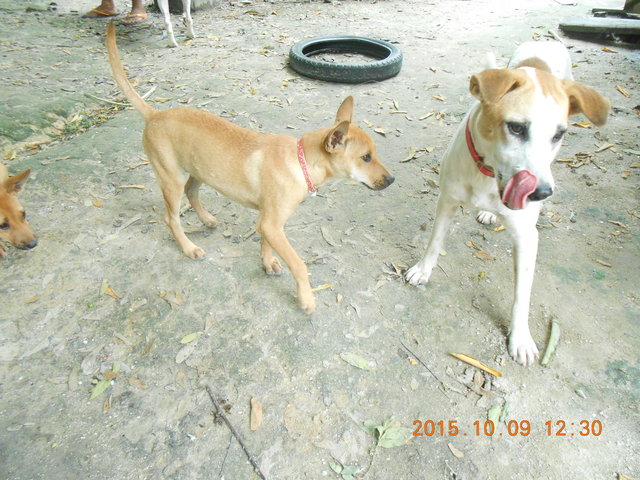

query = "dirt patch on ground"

[{"left": 1, "top": 0, "right": 639, "bottom": 478}]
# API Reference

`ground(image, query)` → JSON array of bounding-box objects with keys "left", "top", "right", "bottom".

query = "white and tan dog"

[
  {"left": 406, "top": 41, "right": 610, "bottom": 365},
  {"left": 157, "top": 0, "right": 194, "bottom": 48},
  {"left": 106, "top": 23, "right": 394, "bottom": 314}
]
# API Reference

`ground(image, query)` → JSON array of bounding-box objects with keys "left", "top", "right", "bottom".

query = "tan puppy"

[
  {"left": 0, "top": 163, "right": 38, "bottom": 257},
  {"left": 105, "top": 23, "right": 394, "bottom": 314}
]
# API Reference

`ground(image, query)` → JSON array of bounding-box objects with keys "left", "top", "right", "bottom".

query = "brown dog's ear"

[
  {"left": 324, "top": 121, "right": 350, "bottom": 153},
  {"left": 8, "top": 169, "right": 31, "bottom": 194},
  {"left": 469, "top": 69, "right": 528, "bottom": 104},
  {"left": 563, "top": 80, "right": 610, "bottom": 127},
  {"left": 335, "top": 96, "right": 354, "bottom": 124}
]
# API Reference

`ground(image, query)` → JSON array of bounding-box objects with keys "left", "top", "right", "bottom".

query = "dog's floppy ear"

[
  {"left": 470, "top": 69, "right": 527, "bottom": 104},
  {"left": 7, "top": 169, "right": 31, "bottom": 194},
  {"left": 324, "top": 120, "right": 350, "bottom": 153},
  {"left": 335, "top": 96, "right": 354, "bottom": 124},
  {"left": 563, "top": 80, "right": 610, "bottom": 127}
]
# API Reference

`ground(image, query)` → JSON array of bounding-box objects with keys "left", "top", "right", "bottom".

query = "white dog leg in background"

[
  {"left": 157, "top": 0, "right": 179, "bottom": 47},
  {"left": 182, "top": 0, "right": 194, "bottom": 40}
]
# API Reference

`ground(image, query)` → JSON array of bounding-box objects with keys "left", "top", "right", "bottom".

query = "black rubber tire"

[{"left": 289, "top": 36, "right": 402, "bottom": 84}]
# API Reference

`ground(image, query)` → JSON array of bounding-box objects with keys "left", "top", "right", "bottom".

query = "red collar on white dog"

[
  {"left": 297, "top": 139, "right": 317, "bottom": 196},
  {"left": 465, "top": 117, "right": 495, "bottom": 178}
]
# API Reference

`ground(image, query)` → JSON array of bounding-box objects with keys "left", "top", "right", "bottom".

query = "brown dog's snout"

[
  {"left": 18, "top": 237, "right": 38, "bottom": 250},
  {"left": 371, "top": 174, "right": 394, "bottom": 190}
]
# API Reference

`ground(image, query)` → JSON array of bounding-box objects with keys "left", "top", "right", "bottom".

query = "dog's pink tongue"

[{"left": 502, "top": 170, "right": 537, "bottom": 209}]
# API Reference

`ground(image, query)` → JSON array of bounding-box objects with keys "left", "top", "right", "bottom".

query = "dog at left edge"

[{"left": 0, "top": 163, "right": 38, "bottom": 258}]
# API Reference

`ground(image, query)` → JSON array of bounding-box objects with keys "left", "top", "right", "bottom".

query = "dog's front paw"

[
  {"left": 405, "top": 263, "right": 432, "bottom": 286},
  {"left": 0, "top": 244, "right": 7, "bottom": 258},
  {"left": 508, "top": 332, "right": 539, "bottom": 366},
  {"left": 476, "top": 211, "right": 497, "bottom": 225}
]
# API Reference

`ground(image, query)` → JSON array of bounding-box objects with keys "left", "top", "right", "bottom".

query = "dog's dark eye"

[
  {"left": 552, "top": 129, "right": 566, "bottom": 143},
  {"left": 362, "top": 154, "right": 372, "bottom": 163},
  {"left": 0, "top": 222, "right": 8, "bottom": 230},
  {"left": 507, "top": 122, "right": 528, "bottom": 137}
]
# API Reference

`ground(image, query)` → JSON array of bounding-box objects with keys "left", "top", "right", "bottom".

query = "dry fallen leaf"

[
  {"left": 595, "top": 143, "right": 614, "bottom": 153},
  {"left": 474, "top": 250, "right": 494, "bottom": 261},
  {"left": 311, "top": 283, "right": 332, "bottom": 292},
  {"left": 117, "top": 185, "right": 145, "bottom": 189},
  {"left": 129, "top": 377, "right": 148, "bottom": 389},
  {"left": 466, "top": 240, "right": 481, "bottom": 250},
  {"left": 448, "top": 442, "right": 464, "bottom": 458},
  {"left": 615, "top": 85, "right": 631, "bottom": 98},
  {"left": 250, "top": 397, "right": 263, "bottom": 431}
]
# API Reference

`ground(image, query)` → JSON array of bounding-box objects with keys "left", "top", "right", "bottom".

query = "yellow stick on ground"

[{"left": 449, "top": 353, "right": 503, "bottom": 377}]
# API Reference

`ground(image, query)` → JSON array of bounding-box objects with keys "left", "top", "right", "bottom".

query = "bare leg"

[{"left": 121, "top": 0, "right": 148, "bottom": 24}]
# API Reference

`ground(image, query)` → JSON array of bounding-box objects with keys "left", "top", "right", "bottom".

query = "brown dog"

[
  {"left": 0, "top": 163, "right": 38, "bottom": 257},
  {"left": 105, "top": 23, "right": 394, "bottom": 313}
]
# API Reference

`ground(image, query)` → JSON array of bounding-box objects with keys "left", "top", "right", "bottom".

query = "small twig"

[
  {"left": 449, "top": 352, "right": 503, "bottom": 377},
  {"left": 140, "top": 85, "right": 157, "bottom": 100},
  {"left": 205, "top": 386, "right": 266, "bottom": 480},
  {"left": 84, "top": 86, "right": 156, "bottom": 107},
  {"left": 217, "top": 433, "right": 233, "bottom": 479},
  {"left": 84, "top": 93, "right": 129, "bottom": 106},
  {"left": 400, "top": 341, "right": 450, "bottom": 399}
]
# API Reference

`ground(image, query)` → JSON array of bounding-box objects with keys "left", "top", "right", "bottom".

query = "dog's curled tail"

[{"left": 106, "top": 22, "right": 155, "bottom": 120}]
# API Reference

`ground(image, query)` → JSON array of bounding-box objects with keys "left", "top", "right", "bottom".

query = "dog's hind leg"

[
  {"left": 185, "top": 176, "right": 219, "bottom": 228},
  {"left": 181, "top": 0, "right": 194, "bottom": 39},
  {"left": 150, "top": 155, "right": 205, "bottom": 258},
  {"left": 406, "top": 195, "right": 458, "bottom": 286}
]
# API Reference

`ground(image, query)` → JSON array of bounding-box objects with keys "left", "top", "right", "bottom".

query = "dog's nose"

[
  {"left": 384, "top": 175, "right": 395, "bottom": 187},
  {"left": 20, "top": 238, "right": 38, "bottom": 250},
  {"left": 529, "top": 185, "right": 553, "bottom": 202}
]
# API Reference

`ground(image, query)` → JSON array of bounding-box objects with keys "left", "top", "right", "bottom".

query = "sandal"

[
  {"left": 82, "top": 8, "right": 118, "bottom": 18},
  {"left": 121, "top": 13, "right": 148, "bottom": 25}
]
